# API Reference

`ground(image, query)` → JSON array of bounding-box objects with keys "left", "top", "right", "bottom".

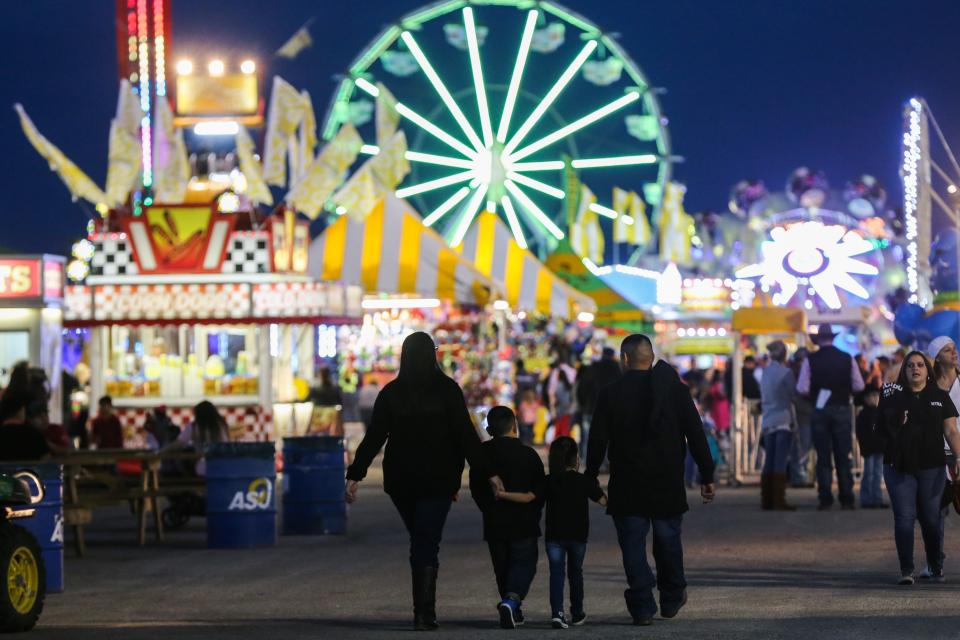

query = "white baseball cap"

[{"left": 927, "top": 336, "right": 956, "bottom": 362}]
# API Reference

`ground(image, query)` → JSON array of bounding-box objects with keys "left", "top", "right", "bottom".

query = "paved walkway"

[{"left": 30, "top": 475, "right": 960, "bottom": 639}]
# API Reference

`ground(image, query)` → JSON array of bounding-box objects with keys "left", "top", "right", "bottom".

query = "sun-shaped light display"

[{"left": 735, "top": 221, "right": 879, "bottom": 309}]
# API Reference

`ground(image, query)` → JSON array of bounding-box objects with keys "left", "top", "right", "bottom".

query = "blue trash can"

[
  {"left": 282, "top": 436, "right": 346, "bottom": 535},
  {"left": 205, "top": 442, "right": 277, "bottom": 549},
  {"left": 0, "top": 463, "right": 63, "bottom": 593}
]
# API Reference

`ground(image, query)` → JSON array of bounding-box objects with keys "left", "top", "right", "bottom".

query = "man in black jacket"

[
  {"left": 586, "top": 334, "right": 716, "bottom": 626},
  {"left": 470, "top": 406, "right": 545, "bottom": 629}
]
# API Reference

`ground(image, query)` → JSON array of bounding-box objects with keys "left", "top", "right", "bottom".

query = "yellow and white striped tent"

[
  {"left": 308, "top": 194, "right": 499, "bottom": 306},
  {"left": 458, "top": 212, "right": 596, "bottom": 319}
]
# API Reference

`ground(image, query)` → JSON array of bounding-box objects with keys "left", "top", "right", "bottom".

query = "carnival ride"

[{"left": 322, "top": 0, "right": 671, "bottom": 253}]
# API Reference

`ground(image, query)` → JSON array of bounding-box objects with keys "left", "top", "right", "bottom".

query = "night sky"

[{"left": 2, "top": 0, "right": 958, "bottom": 255}]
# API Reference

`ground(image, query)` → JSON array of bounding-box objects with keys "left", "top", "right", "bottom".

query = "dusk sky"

[{"left": 2, "top": 0, "right": 959, "bottom": 254}]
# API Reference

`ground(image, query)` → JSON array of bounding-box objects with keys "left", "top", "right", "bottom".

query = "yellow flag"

[
  {"left": 235, "top": 127, "right": 274, "bottom": 206},
  {"left": 659, "top": 182, "right": 693, "bottom": 265},
  {"left": 104, "top": 81, "right": 143, "bottom": 207},
  {"left": 368, "top": 130, "right": 409, "bottom": 190},
  {"left": 629, "top": 190, "right": 652, "bottom": 246},
  {"left": 152, "top": 97, "right": 189, "bottom": 203},
  {"left": 296, "top": 90, "right": 317, "bottom": 183},
  {"left": 375, "top": 82, "right": 400, "bottom": 146},
  {"left": 286, "top": 123, "right": 362, "bottom": 219},
  {"left": 263, "top": 76, "right": 311, "bottom": 187},
  {"left": 613, "top": 188, "right": 651, "bottom": 246},
  {"left": 570, "top": 185, "right": 604, "bottom": 264},
  {"left": 332, "top": 163, "right": 381, "bottom": 222},
  {"left": 15, "top": 103, "right": 107, "bottom": 208},
  {"left": 276, "top": 25, "right": 312, "bottom": 59}
]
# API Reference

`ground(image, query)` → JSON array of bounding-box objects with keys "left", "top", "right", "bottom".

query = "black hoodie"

[
  {"left": 586, "top": 360, "right": 715, "bottom": 518},
  {"left": 346, "top": 332, "right": 490, "bottom": 498}
]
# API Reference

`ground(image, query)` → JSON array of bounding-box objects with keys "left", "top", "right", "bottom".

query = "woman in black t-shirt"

[{"left": 878, "top": 351, "right": 960, "bottom": 585}]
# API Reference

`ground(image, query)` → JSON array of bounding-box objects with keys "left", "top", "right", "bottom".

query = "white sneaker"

[{"left": 551, "top": 612, "right": 569, "bottom": 629}]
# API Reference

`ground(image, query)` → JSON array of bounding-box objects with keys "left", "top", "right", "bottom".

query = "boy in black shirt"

[
  {"left": 469, "top": 406, "right": 545, "bottom": 630},
  {"left": 501, "top": 436, "right": 607, "bottom": 628},
  {"left": 856, "top": 388, "right": 887, "bottom": 508}
]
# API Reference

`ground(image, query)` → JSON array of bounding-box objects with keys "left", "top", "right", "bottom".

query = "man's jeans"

[
  {"left": 761, "top": 430, "right": 791, "bottom": 475},
  {"left": 390, "top": 496, "right": 452, "bottom": 569},
  {"left": 546, "top": 541, "right": 587, "bottom": 617},
  {"left": 613, "top": 515, "right": 685, "bottom": 619},
  {"left": 487, "top": 537, "right": 539, "bottom": 602},
  {"left": 884, "top": 465, "right": 945, "bottom": 575},
  {"left": 579, "top": 413, "right": 592, "bottom": 461},
  {"left": 860, "top": 454, "right": 884, "bottom": 507},
  {"left": 811, "top": 405, "right": 855, "bottom": 506}
]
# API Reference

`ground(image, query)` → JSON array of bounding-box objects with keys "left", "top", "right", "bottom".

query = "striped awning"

[
  {"left": 458, "top": 213, "right": 596, "bottom": 319},
  {"left": 545, "top": 241, "right": 649, "bottom": 331},
  {"left": 308, "top": 195, "right": 499, "bottom": 306}
]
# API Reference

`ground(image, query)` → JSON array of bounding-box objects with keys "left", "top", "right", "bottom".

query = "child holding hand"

[{"left": 497, "top": 436, "right": 607, "bottom": 629}]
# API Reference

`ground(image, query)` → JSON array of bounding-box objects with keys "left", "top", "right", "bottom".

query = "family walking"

[{"left": 345, "top": 332, "right": 716, "bottom": 630}]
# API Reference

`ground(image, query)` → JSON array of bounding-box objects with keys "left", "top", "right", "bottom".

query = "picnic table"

[{"left": 10, "top": 449, "right": 203, "bottom": 556}]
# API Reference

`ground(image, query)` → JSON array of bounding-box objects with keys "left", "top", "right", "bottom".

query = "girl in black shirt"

[
  {"left": 878, "top": 351, "right": 960, "bottom": 585},
  {"left": 501, "top": 436, "right": 607, "bottom": 628}
]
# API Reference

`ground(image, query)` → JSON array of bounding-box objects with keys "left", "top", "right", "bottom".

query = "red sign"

[
  {"left": 0, "top": 260, "right": 41, "bottom": 298},
  {"left": 43, "top": 260, "right": 63, "bottom": 299}
]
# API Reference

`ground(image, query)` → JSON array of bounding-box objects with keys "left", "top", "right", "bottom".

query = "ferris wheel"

[{"left": 321, "top": 0, "right": 672, "bottom": 253}]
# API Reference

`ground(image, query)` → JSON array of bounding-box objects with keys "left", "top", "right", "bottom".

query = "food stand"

[
  {"left": 0, "top": 255, "right": 66, "bottom": 421},
  {"left": 63, "top": 207, "right": 362, "bottom": 444}
]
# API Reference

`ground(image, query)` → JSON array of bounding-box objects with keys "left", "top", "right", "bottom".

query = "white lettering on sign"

[
  {"left": 94, "top": 284, "right": 251, "bottom": 321},
  {"left": 51, "top": 514, "right": 63, "bottom": 543},
  {"left": 252, "top": 283, "right": 327, "bottom": 317},
  {"left": 227, "top": 477, "right": 273, "bottom": 511}
]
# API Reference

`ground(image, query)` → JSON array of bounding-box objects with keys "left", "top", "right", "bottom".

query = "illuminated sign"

[
  {"left": 735, "top": 221, "right": 879, "bottom": 310},
  {"left": 123, "top": 205, "right": 235, "bottom": 274},
  {"left": 176, "top": 74, "right": 258, "bottom": 116},
  {"left": 0, "top": 260, "right": 40, "bottom": 298}
]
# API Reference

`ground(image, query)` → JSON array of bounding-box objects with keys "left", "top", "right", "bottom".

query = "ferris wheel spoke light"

[
  {"left": 360, "top": 144, "right": 380, "bottom": 155},
  {"left": 354, "top": 77, "right": 380, "bottom": 97},
  {"left": 572, "top": 154, "right": 658, "bottom": 169},
  {"left": 395, "top": 169, "right": 475, "bottom": 199},
  {"left": 510, "top": 160, "right": 565, "bottom": 172},
  {"left": 404, "top": 150, "right": 475, "bottom": 169},
  {"left": 503, "top": 40, "right": 598, "bottom": 156},
  {"left": 504, "top": 179, "right": 565, "bottom": 240},
  {"left": 395, "top": 102, "right": 477, "bottom": 158},
  {"left": 423, "top": 186, "right": 472, "bottom": 227},
  {"left": 509, "top": 91, "right": 641, "bottom": 162},
  {"left": 496, "top": 9, "right": 538, "bottom": 144},
  {"left": 451, "top": 184, "right": 491, "bottom": 246},
  {"left": 588, "top": 203, "right": 619, "bottom": 219},
  {"left": 500, "top": 195, "right": 528, "bottom": 249},
  {"left": 401, "top": 31, "right": 485, "bottom": 152},
  {"left": 463, "top": 8, "right": 494, "bottom": 148},
  {"left": 507, "top": 171, "right": 565, "bottom": 199}
]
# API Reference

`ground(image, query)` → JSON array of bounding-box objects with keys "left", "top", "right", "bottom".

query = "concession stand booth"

[
  {"left": 63, "top": 205, "right": 362, "bottom": 444},
  {"left": 0, "top": 255, "right": 66, "bottom": 421}
]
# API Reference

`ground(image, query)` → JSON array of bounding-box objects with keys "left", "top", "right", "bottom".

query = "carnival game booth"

[
  {"left": 309, "top": 194, "right": 506, "bottom": 392},
  {"left": 729, "top": 307, "right": 807, "bottom": 485},
  {"left": 0, "top": 255, "right": 66, "bottom": 421},
  {"left": 64, "top": 206, "right": 362, "bottom": 444}
]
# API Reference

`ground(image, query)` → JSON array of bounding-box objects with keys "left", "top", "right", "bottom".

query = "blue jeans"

[
  {"left": 883, "top": 465, "right": 945, "bottom": 575},
  {"left": 613, "top": 515, "right": 685, "bottom": 619},
  {"left": 761, "top": 430, "right": 791, "bottom": 475},
  {"left": 546, "top": 541, "right": 587, "bottom": 617},
  {"left": 811, "top": 405, "right": 855, "bottom": 506},
  {"left": 390, "top": 496, "right": 453, "bottom": 569},
  {"left": 860, "top": 454, "right": 884, "bottom": 507},
  {"left": 487, "top": 537, "right": 539, "bottom": 602}
]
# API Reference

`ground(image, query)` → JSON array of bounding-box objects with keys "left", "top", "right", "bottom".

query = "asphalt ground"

[{"left": 28, "top": 468, "right": 960, "bottom": 640}]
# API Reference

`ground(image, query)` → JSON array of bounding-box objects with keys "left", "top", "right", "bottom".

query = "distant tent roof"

[
  {"left": 458, "top": 213, "right": 596, "bottom": 320},
  {"left": 308, "top": 194, "right": 499, "bottom": 306},
  {"left": 544, "top": 241, "right": 648, "bottom": 331}
]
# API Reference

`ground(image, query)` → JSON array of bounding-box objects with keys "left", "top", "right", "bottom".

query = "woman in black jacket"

[
  {"left": 345, "top": 332, "right": 502, "bottom": 630},
  {"left": 878, "top": 350, "right": 960, "bottom": 585}
]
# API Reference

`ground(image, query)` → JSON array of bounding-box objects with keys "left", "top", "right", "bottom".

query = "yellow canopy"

[
  {"left": 308, "top": 194, "right": 498, "bottom": 306},
  {"left": 458, "top": 212, "right": 597, "bottom": 319}
]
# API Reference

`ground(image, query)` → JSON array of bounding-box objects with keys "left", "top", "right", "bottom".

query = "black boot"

[{"left": 413, "top": 566, "right": 439, "bottom": 631}]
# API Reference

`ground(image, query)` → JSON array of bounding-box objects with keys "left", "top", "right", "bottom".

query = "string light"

[
  {"left": 153, "top": 0, "right": 166, "bottom": 96},
  {"left": 902, "top": 98, "right": 923, "bottom": 305},
  {"left": 136, "top": 0, "right": 152, "bottom": 188}
]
